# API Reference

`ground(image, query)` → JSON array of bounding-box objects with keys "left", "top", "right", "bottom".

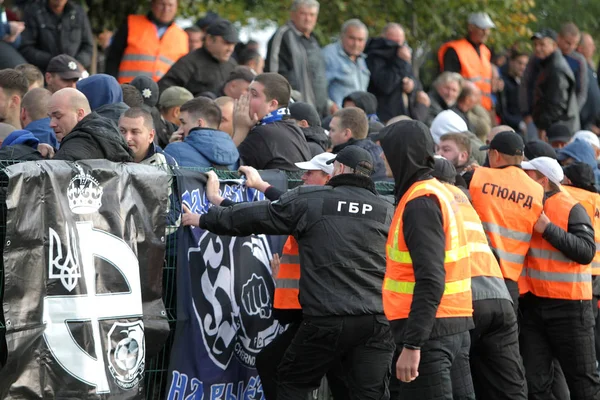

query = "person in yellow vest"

[
  {"left": 468, "top": 131, "right": 544, "bottom": 310},
  {"left": 379, "top": 120, "right": 475, "bottom": 399},
  {"left": 105, "top": 0, "right": 188, "bottom": 83},
  {"left": 563, "top": 161, "right": 600, "bottom": 370},
  {"left": 438, "top": 12, "right": 495, "bottom": 111},
  {"left": 203, "top": 154, "right": 349, "bottom": 400},
  {"left": 518, "top": 156, "right": 600, "bottom": 400},
  {"left": 433, "top": 156, "right": 527, "bottom": 400}
]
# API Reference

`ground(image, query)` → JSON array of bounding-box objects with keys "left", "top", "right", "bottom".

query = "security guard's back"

[{"left": 199, "top": 145, "right": 395, "bottom": 400}]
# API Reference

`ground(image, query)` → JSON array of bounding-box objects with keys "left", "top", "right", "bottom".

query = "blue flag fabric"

[{"left": 166, "top": 170, "right": 288, "bottom": 400}]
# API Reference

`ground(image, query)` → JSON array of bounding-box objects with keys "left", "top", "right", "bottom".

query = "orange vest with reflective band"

[
  {"left": 383, "top": 179, "right": 473, "bottom": 321},
  {"left": 273, "top": 236, "right": 301, "bottom": 310},
  {"left": 118, "top": 15, "right": 189, "bottom": 84},
  {"left": 564, "top": 185, "right": 600, "bottom": 276},
  {"left": 469, "top": 167, "right": 544, "bottom": 282},
  {"left": 443, "top": 183, "right": 511, "bottom": 301},
  {"left": 524, "top": 190, "right": 592, "bottom": 300},
  {"left": 438, "top": 38, "right": 493, "bottom": 110}
]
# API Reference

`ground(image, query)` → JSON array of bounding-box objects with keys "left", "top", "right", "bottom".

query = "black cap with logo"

[
  {"left": 531, "top": 28, "right": 558, "bottom": 41},
  {"left": 206, "top": 19, "right": 240, "bottom": 44},
  {"left": 326, "top": 145, "right": 374, "bottom": 176},
  {"left": 46, "top": 54, "right": 82, "bottom": 80},
  {"left": 480, "top": 131, "right": 524, "bottom": 156}
]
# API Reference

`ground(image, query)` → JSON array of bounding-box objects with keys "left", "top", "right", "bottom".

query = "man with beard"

[{"left": 436, "top": 132, "right": 471, "bottom": 173}]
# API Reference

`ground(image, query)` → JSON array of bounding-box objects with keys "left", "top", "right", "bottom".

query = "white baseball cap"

[
  {"left": 295, "top": 152, "right": 335, "bottom": 175},
  {"left": 521, "top": 156, "right": 564, "bottom": 185},
  {"left": 468, "top": 12, "right": 496, "bottom": 29},
  {"left": 571, "top": 130, "right": 600, "bottom": 149}
]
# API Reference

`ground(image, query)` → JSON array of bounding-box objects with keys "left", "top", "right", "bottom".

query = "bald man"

[
  {"left": 50, "top": 88, "right": 133, "bottom": 162},
  {"left": 487, "top": 125, "right": 514, "bottom": 144}
]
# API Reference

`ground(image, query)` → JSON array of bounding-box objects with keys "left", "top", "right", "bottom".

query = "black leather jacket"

[
  {"left": 532, "top": 50, "right": 580, "bottom": 132},
  {"left": 19, "top": 1, "right": 94, "bottom": 71},
  {"left": 201, "top": 173, "right": 394, "bottom": 317}
]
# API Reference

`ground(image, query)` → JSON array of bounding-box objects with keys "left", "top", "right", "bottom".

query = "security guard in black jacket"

[{"left": 183, "top": 145, "right": 395, "bottom": 400}]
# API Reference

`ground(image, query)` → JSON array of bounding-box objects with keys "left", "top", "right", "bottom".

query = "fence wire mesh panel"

[{"left": 0, "top": 163, "right": 395, "bottom": 400}]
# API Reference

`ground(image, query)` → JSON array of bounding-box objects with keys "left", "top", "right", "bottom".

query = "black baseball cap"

[
  {"left": 206, "top": 19, "right": 240, "bottom": 44},
  {"left": 289, "top": 102, "right": 321, "bottom": 127},
  {"left": 524, "top": 140, "right": 557, "bottom": 160},
  {"left": 326, "top": 145, "right": 374, "bottom": 176},
  {"left": 480, "top": 131, "right": 524, "bottom": 156},
  {"left": 546, "top": 123, "right": 572, "bottom": 144},
  {"left": 531, "top": 28, "right": 557, "bottom": 41},
  {"left": 196, "top": 11, "right": 220, "bottom": 30},
  {"left": 46, "top": 54, "right": 82, "bottom": 80}
]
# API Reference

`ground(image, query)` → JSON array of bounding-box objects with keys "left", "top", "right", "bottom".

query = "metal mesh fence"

[{"left": 0, "top": 163, "right": 395, "bottom": 399}]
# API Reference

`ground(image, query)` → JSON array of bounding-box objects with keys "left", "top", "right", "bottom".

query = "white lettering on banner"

[
  {"left": 167, "top": 371, "right": 265, "bottom": 400},
  {"left": 43, "top": 221, "right": 144, "bottom": 394}
]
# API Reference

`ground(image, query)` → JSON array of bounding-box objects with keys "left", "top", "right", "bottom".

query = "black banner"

[{"left": 0, "top": 161, "right": 170, "bottom": 399}]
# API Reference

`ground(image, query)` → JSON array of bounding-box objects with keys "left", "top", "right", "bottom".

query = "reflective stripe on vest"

[
  {"left": 273, "top": 236, "right": 301, "bottom": 310},
  {"left": 525, "top": 191, "right": 592, "bottom": 300},
  {"left": 383, "top": 179, "right": 473, "bottom": 321},
  {"left": 564, "top": 185, "right": 600, "bottom": 276},
  {"left": 469, "top": 167, "right": 544, "bottom": 282},
  {"left": 443, "top": 183, "right": 511, "bottom": 302},
  {"left": 384, "top": 277, "right": 471, "bottom": 295},
  {"left": 438, "top": 38, "right": 493, "bottom": 110},
  {"left": 118, "top": 15, "right": 188, "bottom": 83}
]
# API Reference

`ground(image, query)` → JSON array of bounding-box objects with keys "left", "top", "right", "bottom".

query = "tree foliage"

[{"left": 82, "top": 0, "right": 596, "bottom": 57}]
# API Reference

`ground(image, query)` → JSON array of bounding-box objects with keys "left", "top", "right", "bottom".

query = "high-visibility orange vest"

[
  {"left": 564, "top": 185, "right": 600, "bottom": 276},
  {"left": 118, "top": 15, "right": 189, "bottom": 84},
  {"left": 383, "top": 179, "right": 473, "bottom": 321},
  {"left": 524, "top": 190, "right": 592, "bottom": 300},
  {"left": 443, "top": 183, "right": 511, "bottom": 301},
  {"left": 469, "top": 167, "right": 544, "bottom": 282},
  {"left": 273, "top": 236, "right": 301, "bottom": 310},
  {"left": 438, "top": 38, "right": 493, "bottom": 111}
]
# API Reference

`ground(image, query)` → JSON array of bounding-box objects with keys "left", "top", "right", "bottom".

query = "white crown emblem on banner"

[{"left": 67, "top": 165, "right": 103, "bottom": 214}]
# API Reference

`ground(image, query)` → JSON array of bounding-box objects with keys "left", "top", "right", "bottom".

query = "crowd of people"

[{"left": 2, "top": 0, "right": 600, "bottom": 399}]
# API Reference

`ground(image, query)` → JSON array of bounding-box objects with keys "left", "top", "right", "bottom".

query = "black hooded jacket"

[
  {"left": 380, "top": 121, "right": 473, "bottom": 347},
  {"left": 342, "top": 91, "right": 378, "bottom": 117},
  {"left": 301, "top": 125, "right": 330, "bottom": 156},
  {"left": 365, "top": 38, "right": 424, "bottom": 123},
  {"left": 54, "top": 112, "right": 133, "bottom": 162}
]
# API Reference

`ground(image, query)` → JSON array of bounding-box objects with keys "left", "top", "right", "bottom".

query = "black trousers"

[
  {"left": 390, "top": 331, "right": 475, "bottom": 400},
  {"left": 594, "top": 295, "right": 600, "bottom": 367},
  {"left": 276, "top": 314, "right": 394, "bottom": 400},
  {"left": 255, "top": 321, "right": 349, "bottom": 400},
  {"left": 470, "top": 299, "right": 527, "bottom": 400},
  {"left": 519, "top": 294, "right": 600, "bottom": 400}
]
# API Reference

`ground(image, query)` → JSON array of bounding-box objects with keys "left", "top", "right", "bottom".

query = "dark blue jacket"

[
  {"left": 332, "top": 137, "right": 388, "bottom": 182},
  {"left": 164, "top": 127, "right": 239, "bottom": 169},
  {"left": 24, "top": 117, "right": 58, "bottom": 149},
  {"left": 557, "top": 139, "right": 600, "bottom": 186},
  {"left": 581, "top": 63, "right": 600, "bottom": 129}
]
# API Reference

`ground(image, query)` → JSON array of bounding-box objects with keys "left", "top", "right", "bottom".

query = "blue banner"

[{"left": 166, "top": 170, "right": 287, "bottom": 400}]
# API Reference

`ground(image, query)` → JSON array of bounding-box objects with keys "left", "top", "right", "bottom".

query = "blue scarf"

[{"left": 260, "top": 107, "right": 290, "bottom": 125}]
